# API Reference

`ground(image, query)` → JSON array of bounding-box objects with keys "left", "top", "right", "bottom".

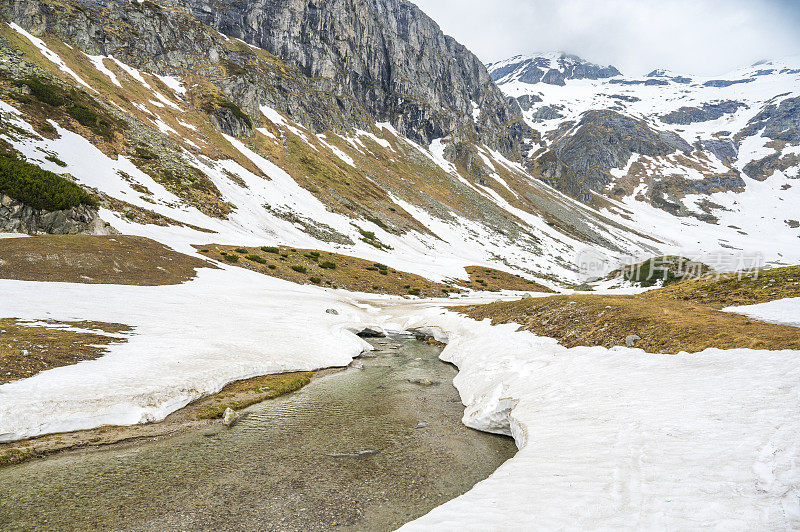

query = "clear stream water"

[{"left": 0, "top": 333, "right": 516, "bottom": 531}]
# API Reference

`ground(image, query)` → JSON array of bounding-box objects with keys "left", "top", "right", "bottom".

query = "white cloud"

[{"left": 411, "top": 0, "right": 800, "bottom": 76}]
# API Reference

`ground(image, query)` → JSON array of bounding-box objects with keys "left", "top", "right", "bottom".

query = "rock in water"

[
  {"left": 222, "top": 407, "right": 241, "bottom": 428},
  {"left": 625, "top": 334, "right": 642, "bottom": 347},
  {"left": 356, "top": 327, "right": 385, "bottom": 338},
  {"left": 407, "top": 377, "right": 440, "bottom": 386}
]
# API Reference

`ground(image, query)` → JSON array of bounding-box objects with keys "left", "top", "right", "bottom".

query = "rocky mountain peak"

[{"left": 488, "top": 52, "right": 621, "bottom": 86}]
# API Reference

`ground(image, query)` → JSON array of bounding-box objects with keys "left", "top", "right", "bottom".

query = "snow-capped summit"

[{"left": 487, "top": 52, "right": 621, "bottom": 86}]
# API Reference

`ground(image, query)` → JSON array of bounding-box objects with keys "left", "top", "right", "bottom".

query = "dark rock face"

[
  {"left": 515, "top": 94, "right": 542, "bottom": 112},
  {"left": 646, "top": 70, "right": 692, "bottom": 84},
  {"left": 209, "top": 107, "right": 254, "bottom": 138},
  {"left": 661, "top": 101, "right": 746, "bottom": 125},
  {"left": 536, "top": 110, "right": 692, "bottom": 198},
  {"left": 739, "top": 96, "right": 800, "bottom": 143},
  {"left": 608, "top": 78, "right": 669, "bottom": 86},
  {"left": 176, "top": 0, "right": 533, "bottom": 154},
  {"left": 0, "top": 194, "right": 113, "bottom": 235},
  {"left": 489, "top": 54, "right": 620, "bottom": 86},
  {"left": 703, "top": 78, "right": 754, "bottom": 88},
  {"left": 700, "top": 139, "right": 738, "bottom": 165},
  {"left": 743, "top": 152, "right": 800, "bottom": 181},
  {"left": 528, "top": 105, "right": 564, "bottom": 122}
]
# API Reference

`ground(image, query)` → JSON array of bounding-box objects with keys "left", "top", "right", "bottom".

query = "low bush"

[
  {"left": 268, "top": 264, "right": 277, "bottom": 270},
  {"left": 0, "top": 154, "right": 97, "bottom": 211},
  {"left": 291, "top": 265, "right": 307, "bottom": 273},
  {"left": 14, "top": 77, "right": 64, "bottom": 106},
  {"left": 245, "top": 254, "right": 267, "bottom": 264},
  {"left": 224, "top": 254, "right": 240, "bottom": 263},
  {"left": 320, "top": 261, "right": 336, "bottom": 269},
  {"left": 261, "top": 246, "right": 280, "bottom": 254},
  {"left": 309, "top": 276, "right": 322, "bottom": 284},
  {"left": 234, "top": 248, "right": 248, "bottom": 254}
]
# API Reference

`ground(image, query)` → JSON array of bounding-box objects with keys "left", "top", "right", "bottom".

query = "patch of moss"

[{"left": 197, "top": 372, "right": 312, "bottom": 419}]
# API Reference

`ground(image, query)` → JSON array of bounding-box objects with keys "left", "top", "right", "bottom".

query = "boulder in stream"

[{"left": 222, "top": 407, "right": 241, "bottom": 428}]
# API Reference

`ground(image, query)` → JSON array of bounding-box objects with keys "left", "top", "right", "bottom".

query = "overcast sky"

[{"left": 411, "top": 0, "right": 800, "bottom": 76}]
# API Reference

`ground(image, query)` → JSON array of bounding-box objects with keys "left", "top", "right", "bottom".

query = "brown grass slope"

[
  {"left": 0, "top": 235, "right": 212, "bottom": 285},
  {"left": 462, "top": 266, "right": 800, "bottom": 354}
]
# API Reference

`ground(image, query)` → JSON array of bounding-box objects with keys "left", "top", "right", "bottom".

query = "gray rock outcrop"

[
  {"left": 535, "top": 110, "right": 692, "bottom": 198},
  {"left": 661, "top": 101, "right": 746, "bottom": 125},
  {"left": 0, "top": 194, "right": 115, "bottom": 235}
]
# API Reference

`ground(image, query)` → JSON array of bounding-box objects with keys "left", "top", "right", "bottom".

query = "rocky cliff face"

[
  {"left": 181, "top": 0, "right": 533, "bottom": 153},
  {"left": 3, "top": 0, "right": 533, "bottom": 162}
]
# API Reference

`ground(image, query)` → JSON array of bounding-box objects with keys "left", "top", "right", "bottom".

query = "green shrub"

[
  {"left": 224, "top": 254, "right": 240, "bottom": 263},
  {"left": 320, "top": 261, "right": 336, "bottom": 270},
  {"left": 262, "top": 246, "right": 280, "bottom": 254},
  {"left": 44, "top": 155, "right": 67, "bottom": 167},
  {"left": 234, "top": 248, "right": 248, "bottom": 254},
  {"left": 304, "top": 252, "right": 319, "bottom": 261},
  {"left": 268, "top": 264, "right": 277, "bottom": 270},
  {"left": 14, "top": 77, "right": 64, "bottom": 106},
  {"left": 67, "top": 105, "right": 115, "bottom": 138},
  {"left": 0, "top": 154, "right": 97, "bottom": 211},
  {"left": 365, "top": 215, "right": 388, "bottom": 230},
  {"left": 374, "top": 263, "right": 388, "bottom": 271},
  {"left": 67, "top": 105, "right": 99, "bottom": 126},
  {"left": 245, "top": 254, "right": 267, "bottom": 264},
  {"left": 309, "top": 276, "right": 322, "bottom": 284},
  {"left": 379, "top": 270, "right": 388, "bottom": 276},
  {"left": 408, "top": 288, "right": 421, "bottom": 296},
  {"left": 291, "top": 265, "right": 307, "bottom": 273}
]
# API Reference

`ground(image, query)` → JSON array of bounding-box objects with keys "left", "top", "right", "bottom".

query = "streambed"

[{"left": 0, "top": 333, "right": 516, "bottom": 531}]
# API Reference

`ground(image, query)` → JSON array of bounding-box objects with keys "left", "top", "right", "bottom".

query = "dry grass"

[
  {"left": 649, "top": 265, "right": 800, "bottom": 308},
  {"left": 0, "top": 318, "right": 132, "bottom": 384},
  {"left": 461, "top": 268, "right": 800, "bottom": 354},
  {"left": 462, "top": 266, "right": 553, "bottom": 292},
  {"left": 0, "top": 235, "right": 212, "bottom": 285},
  {"left": 198, "top": 244, "right": 456, "bottom": 297},
  {"left": 200, "top": 244, "right": 552, "bottom": 296}
]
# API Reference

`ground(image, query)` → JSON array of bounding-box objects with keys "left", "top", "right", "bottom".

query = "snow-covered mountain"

[
  {"left": 488, "top": 52, "right": 622, "bottom": 86},
  {"left": 489, "top": 53, "right": 800, "bottom": 270}
]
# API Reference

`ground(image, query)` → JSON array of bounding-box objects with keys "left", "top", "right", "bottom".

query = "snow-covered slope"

[{"left": 377, "top": 307, "right": 800, "bottom": 530}]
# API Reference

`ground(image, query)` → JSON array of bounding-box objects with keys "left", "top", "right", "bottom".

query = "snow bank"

[
  {"left": 723, "top": 297, "right": 800, "bottom": 328},
  {"left": 0, "top": 267, "right": 372, "bottom": 441},
  {"left": 365, "top": 304, "right": 800, "bottom": 530}
]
